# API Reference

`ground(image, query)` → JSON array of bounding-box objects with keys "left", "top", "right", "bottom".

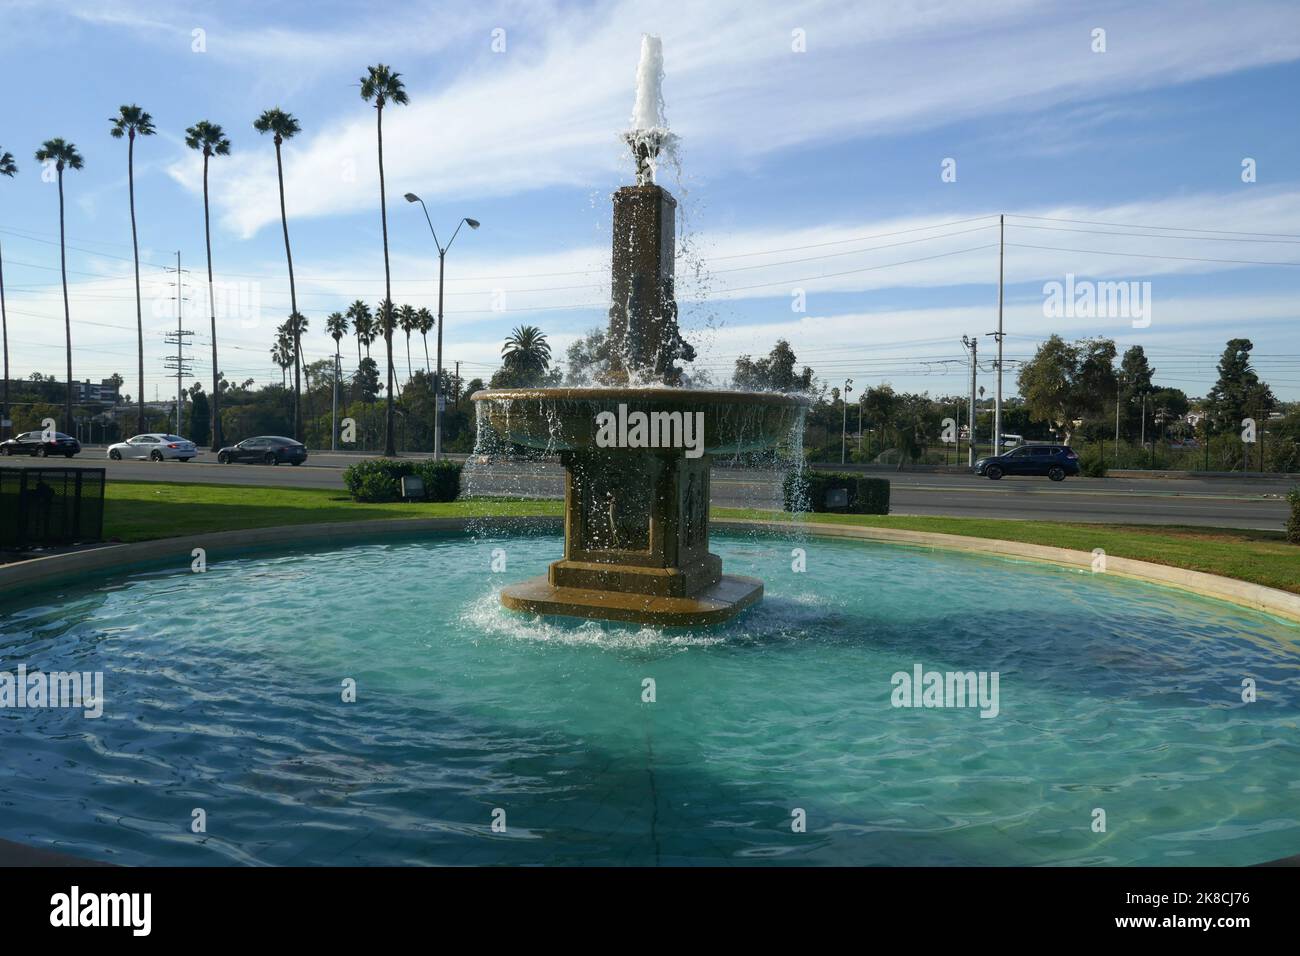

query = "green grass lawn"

[{"left": 101, "top": 481, "right": 1300, "bottom": 595}]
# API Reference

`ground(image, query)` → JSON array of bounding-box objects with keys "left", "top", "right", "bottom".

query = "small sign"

[
  {"left": 437, "top": 396, "right": 447, "bottom": 412},
  {"left": 0, "top": 419, "right": 9, "bottom": 427},
  {"left": 400, "top": 476, "right": 426, "bottom": 501},
  {"left": 825, "top": 487, "right": 849, "bottom": 509}
]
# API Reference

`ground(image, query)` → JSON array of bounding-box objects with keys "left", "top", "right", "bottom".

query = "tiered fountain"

[{"left": 473, "top": 36, "right": 808, "bottom": 626}]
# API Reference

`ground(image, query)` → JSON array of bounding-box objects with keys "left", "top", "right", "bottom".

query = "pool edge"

[{"left": 1, "top": 515, "right": 1297, "bottom": 625}]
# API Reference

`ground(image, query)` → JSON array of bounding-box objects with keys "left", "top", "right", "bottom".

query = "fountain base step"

[{"left": 500, "top": 573, "right": 763, "bottom": 626}]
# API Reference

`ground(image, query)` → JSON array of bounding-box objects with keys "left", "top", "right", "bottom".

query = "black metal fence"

[{"left": 0, "top": 467, "right": 106, "bottom": 548}]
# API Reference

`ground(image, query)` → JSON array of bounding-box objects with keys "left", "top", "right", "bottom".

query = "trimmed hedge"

[
  {"left": 783, "top": 469, "right": 890, "bottom": 515},
  {"left": 343, "top": 458, "right": 463, "bottom": 503},
  {"left": 1287, "top": 487, "right": 1300, "bottom": 544}
]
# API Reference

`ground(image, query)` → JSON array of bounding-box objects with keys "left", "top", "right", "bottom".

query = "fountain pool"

[{"left": 2, "top": 528, "right": 1297, "bottom": 866}]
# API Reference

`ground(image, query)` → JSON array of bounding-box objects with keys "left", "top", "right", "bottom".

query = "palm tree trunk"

[
  {"left": 422, "top": 334, "right": 430, "bottom": 373},
  {"left": 0, "top": 237, "right": 9, "bottom": 437},
  {"left": 377, "top": 103, "right": 396, "bottom": 457},
  {"left": 58, "top": 170, "right": 72, "bottom": 434},
  {"left": 203, "top": 153, "right": 222, "bottom": 451},
  {"left": 274, "top": 140, "right": 302, "bottom": 443},
  {"left": 129, "top": 131, "right": 145, "bottom": 436},
  {"left": 406, "top": 332, "right": 412, "bottom": 381}
]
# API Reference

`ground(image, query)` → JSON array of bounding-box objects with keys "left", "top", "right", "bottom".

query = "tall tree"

[
  {"left": 1206, "top": 338, "right": 1275, "bottom": 429},
  {"left": 109, "top": 105, "right": 156, "bottom": 436},
  {"left": 184, "top": 121, "right": 231, "bottom": 451},
  {"left": 33, "top": 138, "right": 84, "bottom": 433},
  {"left": 348, "top": 299, "right": 373, "bottom": 364},
  {"left": 326, "top": 310, "right": 348, "bottom": 421},
  {"left": 1017, "top": 335, "right": 1117, "bottom": 445},
  {"left": 502, "top": 325, "right": 552, "bottom": 375},
  {"left": 732, "top": 339, "right": 816, "bottom": 393},
  {"left": 1117, "top": 345, "right": 1155, "bottom": 440},
  {"left": 415, "top": 306, "right": 434, "bottom": 372},
  {"left": 0, "top": 149, "right": 15, "bottom": 437},
  {"left": 272, "top": 324, "right": 294, "bottom": 389},
  {"left": 360, "top": 64, "right": 408, "bottom": 456},
  {"left": 253, "top": 108, "right": 304, "bottom": 441},
  {"left": 398, "top": 303, "right": 416, "bottom": 380}
]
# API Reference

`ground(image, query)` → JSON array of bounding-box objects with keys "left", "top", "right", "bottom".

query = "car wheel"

[
  {"left": 289, "top": 460, "right": 302, "bottom": 466},
  {"left": 36, "top": 446, "right": 48, "bottom": 458},
  {"left": 1048, "top": 466, "right": 1065, "bottom": 482},
  {"left": 0, "top": 446, "right": 9, "bottom": 456},
  {"left": 179, "top": 458, "right": 191, "bottom": 462},
  {"left": 109, "top": 449, "right": 122, "bottom": 460},
  {"left": 65, "top": 451, "right": 75, "bottom": 458},
  {"left": 150, "top": 450, "right": 164, "bottom": 462},
  {"left": 217, "top": 452, "right": 231, "bottom": 464},
  {"left": 263, "top": 452, "right": 278, "bottom": 465},
  {"left": 985, "top": 465, "right": 1002, "bottom": 480}
]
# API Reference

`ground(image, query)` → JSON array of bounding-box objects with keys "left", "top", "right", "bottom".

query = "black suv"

[
  {"left": 0, "top": 430, "right": 81, "bottom": 458},
  {"left": 216, "top": 436, "right": 308, "bottom": 465},
  {"left": 974, "top": 444, "right": 1079, "bottom": 481}
]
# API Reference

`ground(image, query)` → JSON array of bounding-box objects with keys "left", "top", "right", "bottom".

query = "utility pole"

[
  {"left": 840, "top": 378, "right": 854, "bottom": 465},
  {"left": 163, "top": 251, "right": 193, "bottom": 436},
  {"left": 962, "top": 335, "right": 978, "bottom": 465},
  {"left": 1114, "top": 386, "right": 1121, "bottom": 461},
  {"left": 330, "top": 349, "right": 339, "bottom": 451},
  {"left": 992, "top": 213, "right": 1004, "bottom": 453},
  {"left": 454, "top": 360, "right": 461, "bottom": 403}
]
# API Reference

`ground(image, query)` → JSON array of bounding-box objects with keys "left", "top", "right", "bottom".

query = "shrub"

[
  {"left": 783, "top": 469, "right": 890, "bottom": 515},
  {"left": 1287, "top": 486, "right": 1300, "bottom": 544},
  {"left": 1079, "top": 451, "right": 1108, "bottom": 478},
  {"left": 343, "top": 458, "right": 462, "bottom": 503}
]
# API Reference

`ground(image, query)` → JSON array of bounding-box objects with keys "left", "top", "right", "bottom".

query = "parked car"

[
  {"left": 216, "top": 436, "right": 307, "bottom": 465},
  {"left": 974, "top": 444, "right": 1080, "bottom": 481},
  {"left": 0, "top": 430, "right": 81, "bottom": 458},
  {"left": 107, "top": 433, "right": 197, "bottom": 462}
]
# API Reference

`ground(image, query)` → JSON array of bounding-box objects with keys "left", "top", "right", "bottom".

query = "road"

[{"left": 3, "top": 451, "right": 1292, "bottom": 530}]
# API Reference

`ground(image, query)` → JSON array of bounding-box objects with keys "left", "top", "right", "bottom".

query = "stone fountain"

[{"left": 473, "top": 36, "right": 808, "bottom": 626}]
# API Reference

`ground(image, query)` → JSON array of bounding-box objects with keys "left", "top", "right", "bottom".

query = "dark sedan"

[
  {"left": 216, "top": 436, "right": 308, "bottom": 465},
  {"left": 974, "top": 444, "right": 1080, "bottom": 481},
  {"left": 0, "top": 430, "right": 81, "bottom": 458}
]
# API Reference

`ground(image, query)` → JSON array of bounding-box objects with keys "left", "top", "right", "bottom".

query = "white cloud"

[{"left": 156, "top": 0, "right": 1300, "bottom": 237}]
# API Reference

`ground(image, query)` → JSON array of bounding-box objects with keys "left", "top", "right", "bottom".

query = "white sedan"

[{"left": 107, "top": 433, "right": 198, "bottom": 462}]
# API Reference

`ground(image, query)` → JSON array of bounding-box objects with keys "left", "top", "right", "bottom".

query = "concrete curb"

[{"left": 2, "top": 514, "right": 1297, "bottom": 626}]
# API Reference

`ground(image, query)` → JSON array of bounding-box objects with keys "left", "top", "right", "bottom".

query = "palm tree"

[
  {"left": 398, "top": 303, "right": 416, "bottom": 381},
  {"left": 34, "top": 138, "right": 84, "bottom": 434},
  {"left": 347, "top": 299, "right": 372, "bottom": 364},
  {"left": 271, "top": 329, "right": 293, "bottom": 389},
  {"left": 184, "top": 121, "right": 231, "bottom": 451},
  {"left": 360, "top": 64, "right": 408, "bottom": 457},
  {"left": 0, "top": 149, "right": 15, "bottom": 438},
  {"left": 502, "top": 325, "right": 552, "bottom": 376},
  {"left": 109, "top": 105, "right": 156, "bottom": 436},
  {"left": 253, "top": 108, "right": 304, "bottom": 442},
  {"left": 415, "top": 306, "right": 434, "bottom": 373},
  {"left": 326, "top": 310, "right": 348, "bottom": 428}
]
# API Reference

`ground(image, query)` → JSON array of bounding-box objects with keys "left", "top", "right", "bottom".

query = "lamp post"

[
  {"left": 405, "top": 193, "right": 479, "bottom": 460},
  {"left": 841, "top": 378, "right": 854, "bottom": 465}
]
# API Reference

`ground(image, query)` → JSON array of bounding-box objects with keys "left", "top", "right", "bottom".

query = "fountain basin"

[
  {"left": 3, "top": 527, "right": 1297, "bottom": 866},
  {"left": 472, "top": 387, "right": 809, "bottom": 455},
  {"left": 473, "top": 387, "right": 809, "bottom": 625}
]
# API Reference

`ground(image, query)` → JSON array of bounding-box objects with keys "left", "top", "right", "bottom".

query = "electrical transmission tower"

[{"left": 163, "top": 251, "right": 194, "bottom": 435}]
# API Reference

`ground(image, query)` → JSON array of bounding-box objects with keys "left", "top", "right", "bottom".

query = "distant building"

[{"left": 72, "top": 379, "right": 120, "bottom": 404}]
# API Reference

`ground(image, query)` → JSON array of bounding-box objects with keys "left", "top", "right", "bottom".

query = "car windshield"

[{"left": 163, "top": 436, "right": 187, "bottom": 442}]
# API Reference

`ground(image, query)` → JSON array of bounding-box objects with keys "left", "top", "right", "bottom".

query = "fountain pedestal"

[{"left": 499, "top": 447, "right": 762, "bottom": 625}]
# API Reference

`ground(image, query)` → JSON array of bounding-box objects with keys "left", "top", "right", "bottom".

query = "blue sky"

[{"left": 1, "top": 0, "right": 1299, "bottom": 402}]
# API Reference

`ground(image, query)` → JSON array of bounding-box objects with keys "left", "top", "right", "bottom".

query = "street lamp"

[
  {"left": 841, "top": 378, "right": 854, "bottom": 465},
  {"left": 405, "top": 192, "right": 480, "bottom": 460}
]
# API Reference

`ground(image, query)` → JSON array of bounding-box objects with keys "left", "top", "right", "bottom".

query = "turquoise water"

[{"left": 1, "top": 530, "right": 1298, "bottom": 866}]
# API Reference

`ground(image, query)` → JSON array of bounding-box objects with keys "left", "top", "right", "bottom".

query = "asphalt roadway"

[{"left": 4, "top": 448, "right": 1293, "bottom": 531}]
